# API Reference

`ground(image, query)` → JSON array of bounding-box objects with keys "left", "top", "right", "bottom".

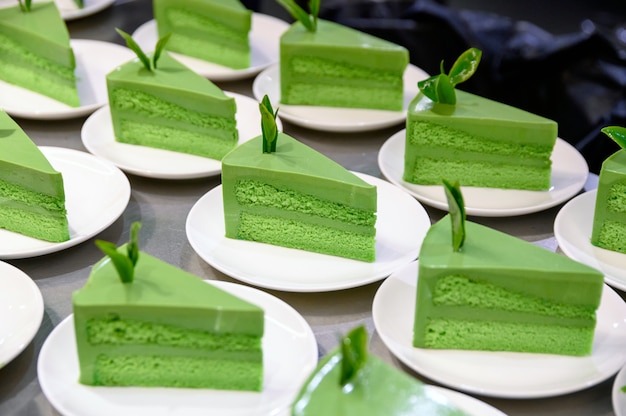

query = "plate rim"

[{"left": 59, "top": 0, "right": 116, "bottom": 20}]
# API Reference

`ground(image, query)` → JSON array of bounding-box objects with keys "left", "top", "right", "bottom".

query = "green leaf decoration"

[
  {"left": 276, "top": 0, "right": 319, "bottom": 32},
  {"left": 152, "top": 33, "right": 172, "bottom": 69},
  {"left": 417, "top": 47, "right": 482, "bottom": 105},
  {"left": 95, "top": 221, "right": 142, "bottom": 283},
  {"left": 18, "top": 0, "right": 32, "bottom": 12},
  {"left": 340, "top": 326, "right": 368, "bottom": 387},
  {"left": 442, "top": 179, "right": 466, "bottom": 252},
  {"left": 601, "top": 126, "right": 626, "bottom": 150},
  {"left": 116, "top": 28, "right": 151, "bottom": 71},
  {"left": 260, "top": 95, "right": 279, "bottom": 153}
]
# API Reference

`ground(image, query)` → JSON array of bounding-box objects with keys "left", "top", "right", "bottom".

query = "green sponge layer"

[{"left": 0, "top": 205, "right": 68, "bottom": 242}]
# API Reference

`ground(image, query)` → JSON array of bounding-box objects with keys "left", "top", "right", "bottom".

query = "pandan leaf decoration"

[
  {"left": 18, "top": 0, "right": 32, "bottom": 12},
  {"left": 340, "top": 325, "right": 368, "bottom": 387},
  {"left": 116, "top": 28, "right": 151, "bottom": 71},
  {"left": 601, "top": 126, "right": 626, "bottom": 150},
  {"left": 442, "top": 179, "right": 466, "bottom": 252},
  {"left": 95, "top": 222, "right": 142, "bottom": 283},
  {"left": 276, "top": 0, "right": 319, "bottom": 32},
  {"left": 260, "top": 95, "right": 279, "bottom": 153},
  {"left": 417, "top": 47, "right": 482, "bottom": 105},
  {"left": 152, "top": 33, "right": 172, "bottom": 69}
]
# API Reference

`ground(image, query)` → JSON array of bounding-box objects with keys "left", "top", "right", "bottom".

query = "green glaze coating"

[
  {"left": 153, "top": 0, "right": 251, "bottom": 69},
  {"left": 73, "top": 247, "right": 264, "bottom": 388},
  {"left": 404, "top": 90, "right": 557, "bottom": 189},
  {"left": 292, "top": 347, "right": 467, "bottom": 416},
  {"left": 0, "top": 2, "right": 78, "bottom": 106},
  {"left": 107, "top": 51, "right": 238, "bottom": 159},
  {"left": 414, "top": 216, "right": 604, "bottom": 355},
  {"left": 222, "top": 133, "right": 377, "bottom": 261},
  {"left": 591, "top": 149, "right": 626, "bottom": 253},
  {"left": 280, "top": 19, "right": 408, "bottom": 110},
  {"left": 0, "top": 110, "right": 68, "bottom": 242}
]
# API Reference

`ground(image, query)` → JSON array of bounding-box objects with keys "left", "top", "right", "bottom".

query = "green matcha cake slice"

[
  {"left": 222, "top": 123, "right": 377, "bottom": 262},
  {"left": 0, "top": 110, "right": 69, "bottom": 242},
  {"left": 73, "top": 239, "right": 264, "bottom": 390},
  {"left": 279, "top": 18, "right": 408, "bottom": 111},
  {"left": 293, "top": 326, "right": 468, "bottom": 416},
  {"left": 0, "top": 1, "right": 79, "bottom": 107},
  {"left": 591, "top": 126, "right": 626, "bottom": 254},
  {"left": 415, "top": 213, "right": 604, "bottom": 356},
  {"left": 153, "top": 0, "right": 252, "bottom": 69},
  {"left": 107, "top": 50, "right": 238, "bottom": 160}
]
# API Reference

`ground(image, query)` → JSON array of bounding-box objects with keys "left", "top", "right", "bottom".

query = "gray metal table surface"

[{"left": 0, "top": 1, "right": 621, "bottom": 415}]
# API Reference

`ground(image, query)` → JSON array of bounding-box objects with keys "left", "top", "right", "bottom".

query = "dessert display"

[
  {"left": 107, "top": 30, "right": 238, "bottom": 160},
  {"left": 591, "top": 126, "right": 626, "bottom": 254},
  {"left": 414, "top": 180, "right": 604, "bottom": 356},
  {"left": 221, "top": 96, "right": 377, "bottom": 262},
  {"left": 0, "top": 1, "right": 79, "bottom": 107},
  {"left": 277, "top": 0, "right": 408, "bottom": 111},
  {"left": 404, "top": 48, "right": 558, "bottom": 190},
  {"left": 0, "top": 110, "right": 69, "bottom": 242},
  {"left": 153, "top": 0, "right": 252, "bottom": 69},
  {"left": 292, "top": 325, "right": 468, "bottom": 415},
  {"left": 72, "top": 222, "right": 265, "bottom": 390}
]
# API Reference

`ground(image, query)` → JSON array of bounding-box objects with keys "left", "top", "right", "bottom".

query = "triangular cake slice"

[
  {"left": 107, "top": 51, "right": 238, "bottom": 159},
  {"left": 0, "top": 110, "right": 68, "bottom": 242},
  {"left": 0, "top": 2, "right": 79, "bottom": 107},
  {"left": 414, "top": 216, "right": 604, "bottom": 356},
  {"left": 221, "top": 132, "right": 377, "bottom": 262},
  {"left": 73, "top": 245, "right": 264, "bottom": 390},
  {"left": 280, "top": 19, "right": 408, "bottom": 111},
  {"left": 153, "top": 0, "right": 252, "bottom": 69},
  {"left": 404, "top": 88, "right": 557, "bottom": 190}
]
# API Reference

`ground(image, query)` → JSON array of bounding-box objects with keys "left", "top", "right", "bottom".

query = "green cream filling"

[
  {"left": 237, "top": 212, "right": 375, "bottom": 262},
  {"left": 91, "top": 354, "right": 262, "bottom": 390},
  {"left": 234, "top": 179, "right": 375, "bottom": 227}
]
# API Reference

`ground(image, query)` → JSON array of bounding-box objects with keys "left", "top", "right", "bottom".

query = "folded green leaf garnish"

[
  {"left": 116, "top": 28, "right": 171, "bottom": 71},
  {"left": 276, "top": 0, "right": 319, "bottom": 32},
  {"left": 260, "top": 94, "right": 279, "bottom": 153},
  {"left": 18, "top": 0, "right": 32, "bottom": 12},
  {"left": 443, "top": 179, "right": 466, "bottom": 252},
  {"left": 417, "top": 47, "right": 482, "bottom": 105},
  {"left": 95, "top": 222, "right": 142, "bottom": 283},
  {"left": 601, "top": 126, "right": 626, "bottom": 149},
  {"left": 340, "top": 325, "right": 368, "bottom": 387}
]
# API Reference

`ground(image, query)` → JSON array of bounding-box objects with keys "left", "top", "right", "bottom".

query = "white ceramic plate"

[
  {"left": 81, "top": 92, "right": 281, "bottom": 179},
  {"left": 252, "top": 64, "right": 429, "bottom": 132},
  {"left": 378, "top": 130, "right": 589, "bottom": 217},
  {"left": 0, "top": 39, "right": 133, "bottom": 120},
  {"left": 423, "top": 386, "right": 508, "bottom": 416},
  {"left": 372, "top": 261, "right": 626, "bottom": 399},
  {"left": 186, "top": 172, "right": 430, "bottom": 292},
  {"left": 0, "top": 147, "right": 130, "bottom": 259},
  {"left": 554, "top": 190, "right": 626, "bottom": 291},
  {"left": 613, "top": 363, "right": 626, "bottom": 416},
  {"left": 0, "top": 261, "right": 44, "bottom": 368},
  {"left": 38, "top": 281, "right": 318, "bottom": 416},
  {"left": 55, "top": 0, "right": 116, "bottom": 20},
  {"left": 132, "top": 14, "right": 289, "bottom": 82}
]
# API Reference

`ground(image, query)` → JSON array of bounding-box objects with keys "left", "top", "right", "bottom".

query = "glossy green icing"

[
  {"left": 73, "top": 248, "right": 264, "bottom": 387},
  {"left": 0, "top": 2, "right": 74, "bottom": 67},
  {"left": 414, "top": 216, "right": 604, "bottom": 354},
  {"left": 591, "top": 149, "right": 626, "bottom": 253},
  {"left": 292, "top": 347, "right": 467, "bottom": 416}
]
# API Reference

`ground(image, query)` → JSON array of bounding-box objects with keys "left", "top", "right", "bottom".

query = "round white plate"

[
  {"left": 378, "top": 130, "right": 589, "bottom": 217},
  {"left": 186, "top": 173, "right": 430, "bottom": 292},
  {"left": 0, "top": 261, "right": 44, "bottom": 368},
  {"left": 0, "top": 147, "right": 131, "bottom": 259},
  {"left": 613, "top": 363, "right": 626, "bottom": 416},
  {"left": 425, "top": 386, "right": 507, "bottom": 416},
  {"left": 554, "top": 190, "right": 626, "bottom": 291},
  {"left": 132, "top": 14, "right": 289, "bottom": 82},
  {"left": 55, "top": 0, "right": 116, "bottom": 20},
  {"left": 38, "top": 281, "right": 318, "bottom": 416},
  {"left": 372, "top": 261, "right": 626, "bottom": 399},
  {"left": 252, "top": 64, "right": 429, "bottom": 132},
  {"left": 81, "top": 92, "right": 282, "bottom": 179},
  {"left": 0, "top": 39, "right": 133, "bottom": 120}
]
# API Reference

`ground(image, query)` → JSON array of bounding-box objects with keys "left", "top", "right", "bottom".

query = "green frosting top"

[{"left": 0, "top": 1, "right": 74, "bottom": 67}]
